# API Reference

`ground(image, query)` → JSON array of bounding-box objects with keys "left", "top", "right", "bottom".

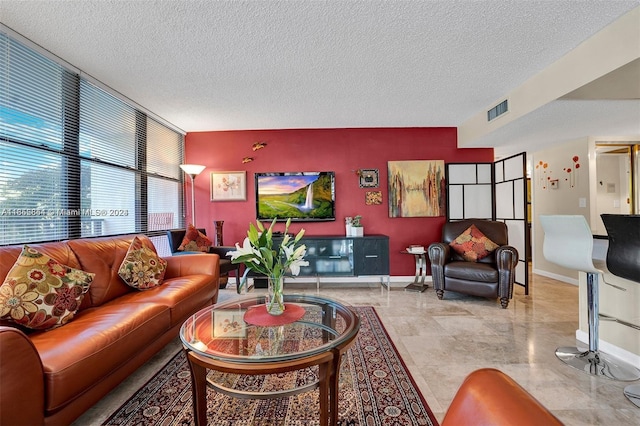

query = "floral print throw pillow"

[
  {"left": 118, "top": 236, "right": 167, "bottom": 290},
  {"left": 449, "top": 224, "right": 500, "bottom": 262},
  {"left": 0, "top": 245, "right": 94, "bottom": 330}
]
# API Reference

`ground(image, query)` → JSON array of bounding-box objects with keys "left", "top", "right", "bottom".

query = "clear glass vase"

[{"left": 267, "top": 275, "right": 285, "bottom": 315}]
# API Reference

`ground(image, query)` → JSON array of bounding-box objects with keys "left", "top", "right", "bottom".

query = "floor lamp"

[{"left": 180, "top": 164, "right": 206, "bottom": 226}]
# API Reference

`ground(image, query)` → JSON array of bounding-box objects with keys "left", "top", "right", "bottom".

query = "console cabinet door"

[
  {"left": 303, "top": 238, "right": 354, "bottom": 276},
  {"left": 354, "top": 236, "right": 389, "bottom": 275}
]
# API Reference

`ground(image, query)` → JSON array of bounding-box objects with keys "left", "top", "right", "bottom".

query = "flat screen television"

[{"left": 255, "top": 172, "right": 336, "bottom": 222}]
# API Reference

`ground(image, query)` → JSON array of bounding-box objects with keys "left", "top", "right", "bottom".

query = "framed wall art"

[
  {"left": 358, "top": 169, "right": 379, "bottom": 188},
  {"left": 388, "top": 160, "right": 445, "bottom": 217},
  {"left": 210, "top": 171, "right": 247, "bottom": 201},
  {"left": 365, "top": 191, "right": 383, "bottom": 205}
]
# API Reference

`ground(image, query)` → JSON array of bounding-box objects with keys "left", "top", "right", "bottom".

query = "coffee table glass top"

[{"left": 180, "top": 294, "right": 360, "bottom": 363}]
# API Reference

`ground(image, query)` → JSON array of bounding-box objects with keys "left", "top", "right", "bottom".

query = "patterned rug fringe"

[{"left": 103, "top": 306, "right": 438, "bottom": 426}]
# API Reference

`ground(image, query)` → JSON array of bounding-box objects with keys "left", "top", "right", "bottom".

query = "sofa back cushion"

[
  {"left": 0, "top": 243, "right": 82, "bottom": 282},
  {"left": 67, "top": 235, "right": 157, "bottom": 307}
]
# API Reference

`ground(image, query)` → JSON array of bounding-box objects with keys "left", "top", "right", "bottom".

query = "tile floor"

[{"left": 74, "top": 273, "right": 640, "bottom": 425}]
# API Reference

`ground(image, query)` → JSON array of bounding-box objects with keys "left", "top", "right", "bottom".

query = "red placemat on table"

[{"left": 243, "top": 303, "right": 306, "bottom": 326}]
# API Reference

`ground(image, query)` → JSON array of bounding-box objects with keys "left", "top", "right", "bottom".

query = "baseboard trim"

[{"left": 532, "top": 269, "right": 578, "bottom": 286}]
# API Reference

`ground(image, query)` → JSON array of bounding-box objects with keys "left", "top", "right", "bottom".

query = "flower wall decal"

[
  {"left": 563, "top": 155, "right": 580, "bottom": 188},
  {"left": 535, "top": 161, "right": 550, "bottom": 189},
  {"left": 535, "top": 155, "right": 580, "bottom": 190}
]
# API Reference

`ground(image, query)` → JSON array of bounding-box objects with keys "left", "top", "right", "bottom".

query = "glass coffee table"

[{"left": 180, "top": 293, "right": 360, "bottom": 426}]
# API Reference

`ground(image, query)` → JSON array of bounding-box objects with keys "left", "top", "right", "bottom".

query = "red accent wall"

[{"left": 185, "top": 128, "right": 493, "bottom": 276}]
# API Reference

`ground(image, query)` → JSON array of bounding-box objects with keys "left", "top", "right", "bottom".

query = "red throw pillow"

[
  {"left": 178, "top": 224, "right": 212, "bottom": 252},
  {"left": 449, "top": 224, "right": 500, "bottom": 262}
]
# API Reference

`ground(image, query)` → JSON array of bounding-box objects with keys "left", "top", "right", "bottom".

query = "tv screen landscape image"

[{"left": 255, "top": 172, "right": 335, "bottom": 221}]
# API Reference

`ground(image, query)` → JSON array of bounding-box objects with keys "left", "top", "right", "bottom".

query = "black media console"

[{"left": 254, "top": 234, "right": 390, "bottom": 288}]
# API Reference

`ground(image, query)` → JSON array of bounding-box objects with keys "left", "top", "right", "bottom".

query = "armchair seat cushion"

[
  {"left": 446, "top": 278, "right": 498, "bottom": 298},
  {"left": 444, "top": 261, "right": 498, "bottom": 283}
]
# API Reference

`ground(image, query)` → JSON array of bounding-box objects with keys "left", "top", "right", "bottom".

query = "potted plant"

[
  {"left": 345, "top": 216, "right": 353, "bottom": 236},
  {"left": 351, "top": 215, "right": 364, "bottom": 237},
  {"left": 227, "top": 218, "right": 308, "bottom": 315}
]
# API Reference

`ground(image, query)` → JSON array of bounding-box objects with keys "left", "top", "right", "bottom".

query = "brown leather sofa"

[
  {"left": 428, "top": 219, "right": 518, "bottom": 308},
  {"left": 0, "top": 234, "right": 220, "bottom": 426},
  {"left": 442, "top": 368, "right": 563, "bottom": 425}
]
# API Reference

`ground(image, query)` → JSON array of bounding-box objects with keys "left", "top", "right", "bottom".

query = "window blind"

[
  {"left": 147, "top": 117, "right": 183, "bottom": 232},
  {"left": 0, "top": 30, "right": 184, "bottom": 246}
]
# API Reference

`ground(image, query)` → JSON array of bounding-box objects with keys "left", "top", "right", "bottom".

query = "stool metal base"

[
  {"left": 555, "top": 346, "right": 640, "bottom": 381},
  {"left": 624, "top": 384, "right": 640, "bottom": 408},
  {"left": 404, "top": 282, "right": 427, "bottom": 292}
]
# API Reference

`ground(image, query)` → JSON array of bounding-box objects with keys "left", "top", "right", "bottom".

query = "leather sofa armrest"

[
  {"left": 428, "top": 243, "right": 449, "bottom": 292},
  {"left": 495, "top": 245, "right": 518, "bottom": 300},
  {"left": 0, "top": 326, "right": 45, "bottom": 426},
  {"left": 495, "top": 245, "right": 518, "bottom": 271},
  {"left": 428, "top": 242, "right": 449, "bottom": 266},
  {"left": 442, "top": 368, "right": 562, "bottom": 426},
  {"left": 164, "top": 253, "right": 220, "bottom": 279}
]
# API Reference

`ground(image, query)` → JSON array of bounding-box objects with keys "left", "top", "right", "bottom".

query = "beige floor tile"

[{"left": 73, "top": 273, "right": 640, "bottom": 425}]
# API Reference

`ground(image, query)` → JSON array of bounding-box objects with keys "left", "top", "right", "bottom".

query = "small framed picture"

[
  {"left": 213, "top": 310, "right": 246, "bottom": 338},
  {"left": 550, "top": 179, "right": 558, "bottom": 189},
  {"left": 365, "top": 191, "right": 383, "bottom": 205},
  {"left": 211, "top": 171, "right": 247, "bottom": 201},
  {"left": 359, "top": 169, "right": 379, "bottom": 188}
]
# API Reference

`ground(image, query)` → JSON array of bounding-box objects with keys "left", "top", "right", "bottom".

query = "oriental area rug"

[{"left": 103, "top": 306, "right": 437, "bottom": 426}]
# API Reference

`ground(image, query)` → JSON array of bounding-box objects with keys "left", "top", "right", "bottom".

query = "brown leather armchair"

[
  {"left": 167, "top": 228, "right": 240, "bottom": 289},
  {"left": 428, "top": 219, "right": 518, "bottom": 308}
]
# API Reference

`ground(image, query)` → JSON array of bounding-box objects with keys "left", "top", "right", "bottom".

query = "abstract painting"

[{"left": 388, "top": 160, "right": 445, "bottom": 217}]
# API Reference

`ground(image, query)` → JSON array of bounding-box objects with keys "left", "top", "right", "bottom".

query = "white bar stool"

[{"left": 539, "top": 215, "right": 640, "bottom": 381}]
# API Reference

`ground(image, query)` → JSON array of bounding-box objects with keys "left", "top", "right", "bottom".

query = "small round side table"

[{"left": 401, "top": 250, "right": 428, "bottom": 292}]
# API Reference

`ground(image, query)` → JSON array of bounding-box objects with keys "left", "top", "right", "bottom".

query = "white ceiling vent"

[{"left": 487, "top": 99, "right": 509, "bottom": 122}]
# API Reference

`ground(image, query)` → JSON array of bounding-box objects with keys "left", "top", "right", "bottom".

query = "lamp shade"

[{"left": 179, "top": 164, "right": 206, "bottom": 176}]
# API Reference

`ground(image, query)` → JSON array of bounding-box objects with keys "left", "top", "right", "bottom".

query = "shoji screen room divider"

[{"left": 446, "top": 153, "right": 529, "bottom": 294}]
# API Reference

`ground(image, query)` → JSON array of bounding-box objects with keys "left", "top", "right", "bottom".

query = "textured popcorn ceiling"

[{"left": 1, "top": 1, "right": 638, "bottom": 156}]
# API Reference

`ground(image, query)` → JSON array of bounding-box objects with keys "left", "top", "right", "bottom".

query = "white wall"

[{"left": 531, "top": 137, "right": 591, "bottom": 283}]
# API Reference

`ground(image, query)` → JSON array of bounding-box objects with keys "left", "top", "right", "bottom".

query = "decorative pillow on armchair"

[
  {"left": 449, "top": 224, "right": 500, "bottom": 262},
  {"left": 0, "top": 245, "right": 94, "bottom": 330},
  {"left": 119, "top": 236, "right": 168, "bottom": 290},
  {"left": 178, "top": 224, "right": 212, "bottom": 252}
]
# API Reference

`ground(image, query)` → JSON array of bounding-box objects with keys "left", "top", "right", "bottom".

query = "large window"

[{"left": 0, "top": 29, "right": 184, "bottom": 246}]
